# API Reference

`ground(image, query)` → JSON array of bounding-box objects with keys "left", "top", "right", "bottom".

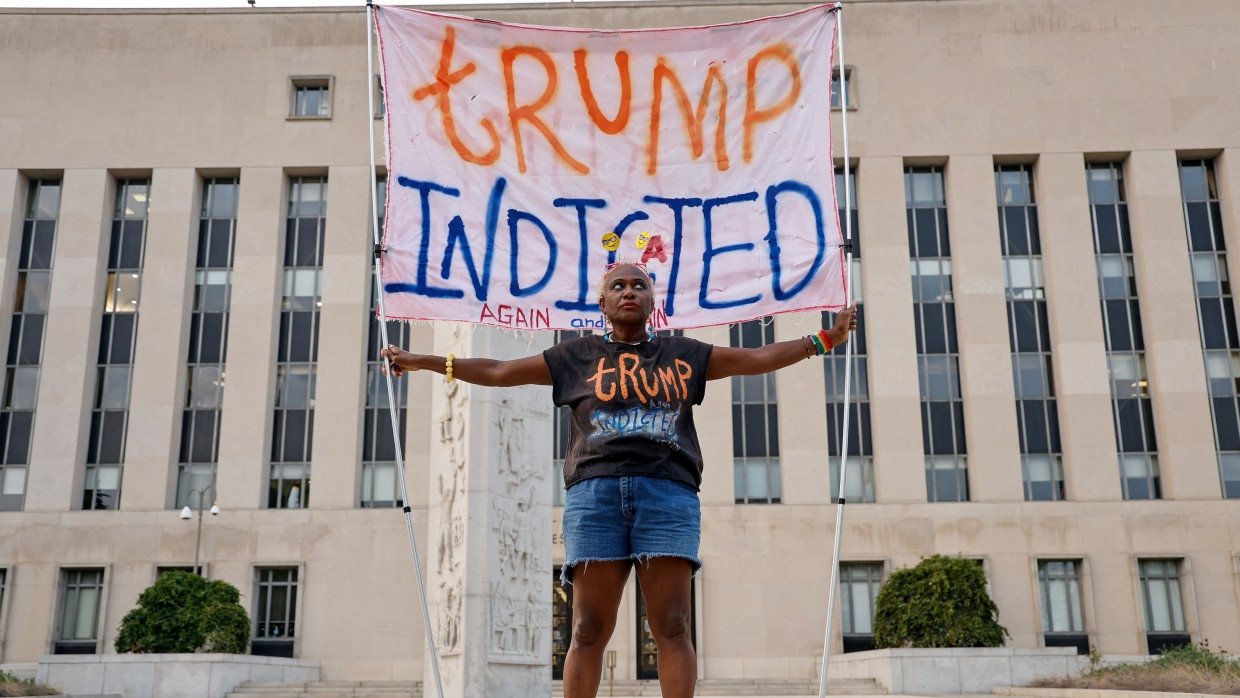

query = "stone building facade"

[{"left": 1, "top": 0, "right": 1239, "bottom": 683}]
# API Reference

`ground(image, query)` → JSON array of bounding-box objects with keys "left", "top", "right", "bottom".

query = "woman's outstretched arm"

[
  {"left": 380, "top": 346, "right": 552, "bottom": 387},
  {"left": 705, "top": 304, "right": 857, "bottom": 380}
]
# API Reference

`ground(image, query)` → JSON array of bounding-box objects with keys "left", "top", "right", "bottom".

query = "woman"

[{"left": 382, "top": 262, "right": 856, "bottom": 698}]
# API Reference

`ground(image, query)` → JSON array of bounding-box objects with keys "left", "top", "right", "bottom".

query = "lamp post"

[{"left": 179, "top": 486, "right": 219, "bottom": 577}]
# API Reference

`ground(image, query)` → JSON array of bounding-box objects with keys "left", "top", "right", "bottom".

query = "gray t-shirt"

[{"left": 543, "top": 334, "right": 713, "bottom": 490}]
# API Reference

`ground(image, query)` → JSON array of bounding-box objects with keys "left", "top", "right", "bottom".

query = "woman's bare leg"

[
  {"left": 634, "top": 557, "right": 696, "bottom": 698},
  {"left": 563, "top": 560, "right": 632, "bottom": 698}
]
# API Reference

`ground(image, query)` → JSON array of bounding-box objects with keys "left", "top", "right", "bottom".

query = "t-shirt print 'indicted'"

[{"left": 544, "top": 334, "right": 713, "bottom": 490}]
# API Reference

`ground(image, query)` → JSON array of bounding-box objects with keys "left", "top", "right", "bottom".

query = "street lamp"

[{"left": 179, "top": 486, "right": 220, "bottom": 577}]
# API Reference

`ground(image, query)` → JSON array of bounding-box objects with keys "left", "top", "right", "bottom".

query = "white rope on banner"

[
  {"left": 365, "top": 4, "right": 447, "bottom": 697},
  {"left": 820, "top": 3, "right": 857, "bottom": 697}
]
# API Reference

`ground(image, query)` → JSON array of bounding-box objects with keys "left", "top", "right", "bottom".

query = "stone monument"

[{"left": 426, "top": 324, "right": 554, "bottom": 697}]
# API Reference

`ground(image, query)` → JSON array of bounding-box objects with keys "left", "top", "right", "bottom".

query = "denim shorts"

[{"left": 561, "top": 475, "right": 702, "bottom": 584}]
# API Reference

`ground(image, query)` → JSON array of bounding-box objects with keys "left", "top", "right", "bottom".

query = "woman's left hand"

[{"left": 827, "top": 304, "right": 858, "bottom": 348}]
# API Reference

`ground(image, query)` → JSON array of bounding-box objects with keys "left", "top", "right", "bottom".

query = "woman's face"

[{"left": 599, "top": 264, "right": 654, "bottom": 324}]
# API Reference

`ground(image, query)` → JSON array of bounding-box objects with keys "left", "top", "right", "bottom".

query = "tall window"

[
  {"left": 82, "top": 179, "right": 148, "bottom": 510},
  {"left": 907, "top": 166, "right": 968, "bottom": 502},
  {"left": 270, "top": 176, "right": 325, "bottom": 509},
  {"left": 362, "top": 178, "right": 406, "bottom": 508},
  {"left": 1138, "top": 559, "right": 1189, "bottom": 654},
  {"left": 1, "top": 179, "right": 59, "bottom": 511},
  {"left": 1088, "top": 163, "right": 1159, "bottom": 500},
  {"left": 825, "top": 170, "right": 874, "bottom": 502},
  {"left": 56, "top": 569, "right": 103, "bottom": 654},
  {"left": 1179, "top": 159, "right": 1240, "bottom": 498},
  {"left": 551, "top": 329, "right": 592, "bottom": 507},
  {"left": 998, "top": 165, "right": 1064, "bottom": 501},
  {"left": 1037, "top": 560, "right": 1088, "bottom": 654},
  {"left": 732, "top": 318, "right": 780, "bottom": 504},
  {"left": 839, "top": 562, "right": 882, "bottom": 652},
  {"left": 252, "top": 566, "right": 298, "bottom": 658},
  {"left": 177, "top": 178, "right": 238, "bottom": 507}
]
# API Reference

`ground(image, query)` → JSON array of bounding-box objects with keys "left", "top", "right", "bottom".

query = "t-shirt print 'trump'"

[{"left": 543, "top": 334, "right": 714, "bottom": 490}]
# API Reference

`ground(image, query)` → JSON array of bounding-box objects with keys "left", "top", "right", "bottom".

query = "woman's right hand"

[{"left": 381, "top": 344, "right": 414, "bottom": 377}]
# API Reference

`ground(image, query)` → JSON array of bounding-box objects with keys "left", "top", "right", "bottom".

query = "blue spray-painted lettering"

[
  {"left": 389, "top": 176, "right": 462, "bottom": 299},
  {"left": 700, "top": 191, "right": 760, "bottom": 309},
  {"left": 765, "top": 180, "right": 825, "bottom": 301},
  {"left": 641, "top": 196, "right": 703, "bottom": 318},
  {"left": 588, "top": 405, "right": 681, "bottom": 443},
  {"left": 553, "top": 198, "right": 606, "bottom": 311},
  {"left": 437, "top": 177, "right": 506, "bottom": 302},
  {"left": 508, "top": 209, "right": 558, "bottom": 297}
]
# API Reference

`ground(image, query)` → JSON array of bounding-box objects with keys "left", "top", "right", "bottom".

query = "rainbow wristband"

[
  {"left": 809, "top": 333, "right": 827, "bottom": 356},
  {"left": 817, "top": 329, "right": 834, "bottom": 353}
]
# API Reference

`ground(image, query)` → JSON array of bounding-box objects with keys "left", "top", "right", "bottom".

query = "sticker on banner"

[{"left": 602, "top": 232, "right": 620, "bottom": 251}]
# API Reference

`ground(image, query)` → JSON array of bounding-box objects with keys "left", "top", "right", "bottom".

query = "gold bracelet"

[{"left": 445, "top": 353, "right": 455, "bottom": 382}]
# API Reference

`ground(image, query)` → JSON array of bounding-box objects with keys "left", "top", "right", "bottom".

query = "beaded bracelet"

[{"left": 445, "top": 353, "right": 455, "bottom": 382}]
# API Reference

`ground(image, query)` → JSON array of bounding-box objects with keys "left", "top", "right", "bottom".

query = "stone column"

[{"left": 426, "top": 324, "right": 554, "bottom": 698}]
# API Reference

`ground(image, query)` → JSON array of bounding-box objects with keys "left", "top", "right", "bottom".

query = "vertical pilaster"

[
  {"left": 859, "top": 157, "right": 923, "bottom": 503},
  {"left": 311, "top": 166, "right": 371, "bottom": 509},
  {"left": 946, "top": 155, "right": 1023, "bottom": 502},
  {"left": 124, "top": 168, "right": 196, "bottom": 510},
  {"left": 216, "top": 167, "right": 282, "bottom": 510},
  {"left": 27, "top": 169, "right": 109, "bottom": 511},
  {"left": 776, "top": 311, "right": 830, "bottom": 504},
  {"left": 1126, "top": 150, "right": 1216, "bottom": 499},
  {"left": 1036, "top": 153, "right": 1120, "bottom": 501}
]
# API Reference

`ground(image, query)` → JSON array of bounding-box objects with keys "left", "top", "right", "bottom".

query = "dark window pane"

[
  {"left": 5, "top": 411, "right": 33, "bottom": 464},
  {"left": 6, "top": 316, "right": 20, "bottom": 365},
  {"left": 920, "top": 404, "right": 932, "bottom": 454},
  {"left": 1003, "top": 208, "right": 1029, "bottom": 255},
  {"left": 914, "top": 209, "right": 939, "bottom": 257},
  {"left": 97, "top": 411, "right": 126, "bottom": 463},
  {"left": 945, "top": 304, "right": 958, "bottom": 353},
  {"left": 953, "top": 401, "right": 967, "bottom": 452},
  {"left": 31, "top": 222, "right": 56, "bottom": 269},
  {"left": 279, "top": 410, "right": 308, "bottom": 462},
  {"left": 108, "top": 222, "right": 122, "bottom": 269},
  {"left": 192, "top": 411, "right": 219, "bottom": 463},
  {"left": 1211, "top": 202, "right": 1226, "bottom": 250},
  {"left": 920, "top": 304, "right": 947, "bottom": 354},
  {"left": 1011, "top": 301, "right": 1039, "bottom": 352},
  {"left": 1046, "top": 400, "right": 1062, "bottom": 451},
  {"left": 1213, "top": 397, "right": 1240, "bottom": 451},
  {"left": 197, "top": 313, "right": 226, "bottom": 364},
  {"left": 209, "top": 219, "right": 233, "bottom": 267},
  {"left": 371, "top": 412, "right": 396, "bottom": 462},
  {"left": 927, "top": 402, "right": 956, "bottom": 455},
  {"left": 1093, "top": 205, "right": 1120, "bottom": 254},
  {"left": 17, "top": 314, "right": 44, "bottom": 365},
  {"left": 1027, "top": 210, "right": 1041, "bottom": 254},
  {"left": 1115, "top": 399, "right": 1147, "bottom": 452},
  {"left": 107, "top": 314, "right": 136, "bottom": 364},
  {"left": 1021, "top": 401, "right": 1049, "bottom": 453},
  {"left": 119, "top": 220, "right": 145, "bottom": 268},
  {"left": 1200, "top": 300, "right": 1227, "bottom": 349},
  {"left": 731, "top": 404, "right": 744, "bottom": 456},
  {"left": 1129, "top": 299, "right": 1145, "bottom": 350},
  {"left": 1185, "top": 202, "right": 1213, "bottom": 252},
  {"left": 743, "top": 404, "right": 767, "bottom": 457},
  {"left": 1104, "top": 301, "right": 1132, "bottom": 351},
  {"left": 766, "top": 404, "right": 779, "bottom": 455}
]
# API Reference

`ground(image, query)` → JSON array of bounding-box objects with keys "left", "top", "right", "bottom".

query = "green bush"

[
  {"left": 0, "top": 669, "right": 59, "bottom": 696},
  {"left": 872, "top": 554, "right": 1009, "bottom": 648},
  {"left": 114, "top": 571, "right": 250, "bottom": 654}
]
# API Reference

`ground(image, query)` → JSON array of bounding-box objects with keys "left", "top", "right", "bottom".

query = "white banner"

[{"left": 375, "top": 4, "right": 845, "bottom": 331}]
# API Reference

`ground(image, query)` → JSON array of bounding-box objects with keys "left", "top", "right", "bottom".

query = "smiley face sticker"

[
  {"left": 601, "top": 232, "right": 620, "bottom": 251},
  {"left": 635, "top": 231, "right": 651, "bottom": 250}
]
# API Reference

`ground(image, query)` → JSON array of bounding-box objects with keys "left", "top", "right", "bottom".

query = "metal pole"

[
  {"left": 820, "top": 5, "right": 856, "bottom": 697},
  {"left": 194, "top": 491, "right": 204, "bottom": 576},
  {"left": 366, "top": 5, "right": 446, "bottom": 697}
]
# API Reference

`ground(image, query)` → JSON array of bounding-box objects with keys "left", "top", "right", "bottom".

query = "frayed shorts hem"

[{"left": 560, "top": 553, "right": 702, "bottom": 585}]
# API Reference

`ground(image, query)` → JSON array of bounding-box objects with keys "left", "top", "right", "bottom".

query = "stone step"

[{"left": 227, "top": 677, "right": 883, "bottom": 698}]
